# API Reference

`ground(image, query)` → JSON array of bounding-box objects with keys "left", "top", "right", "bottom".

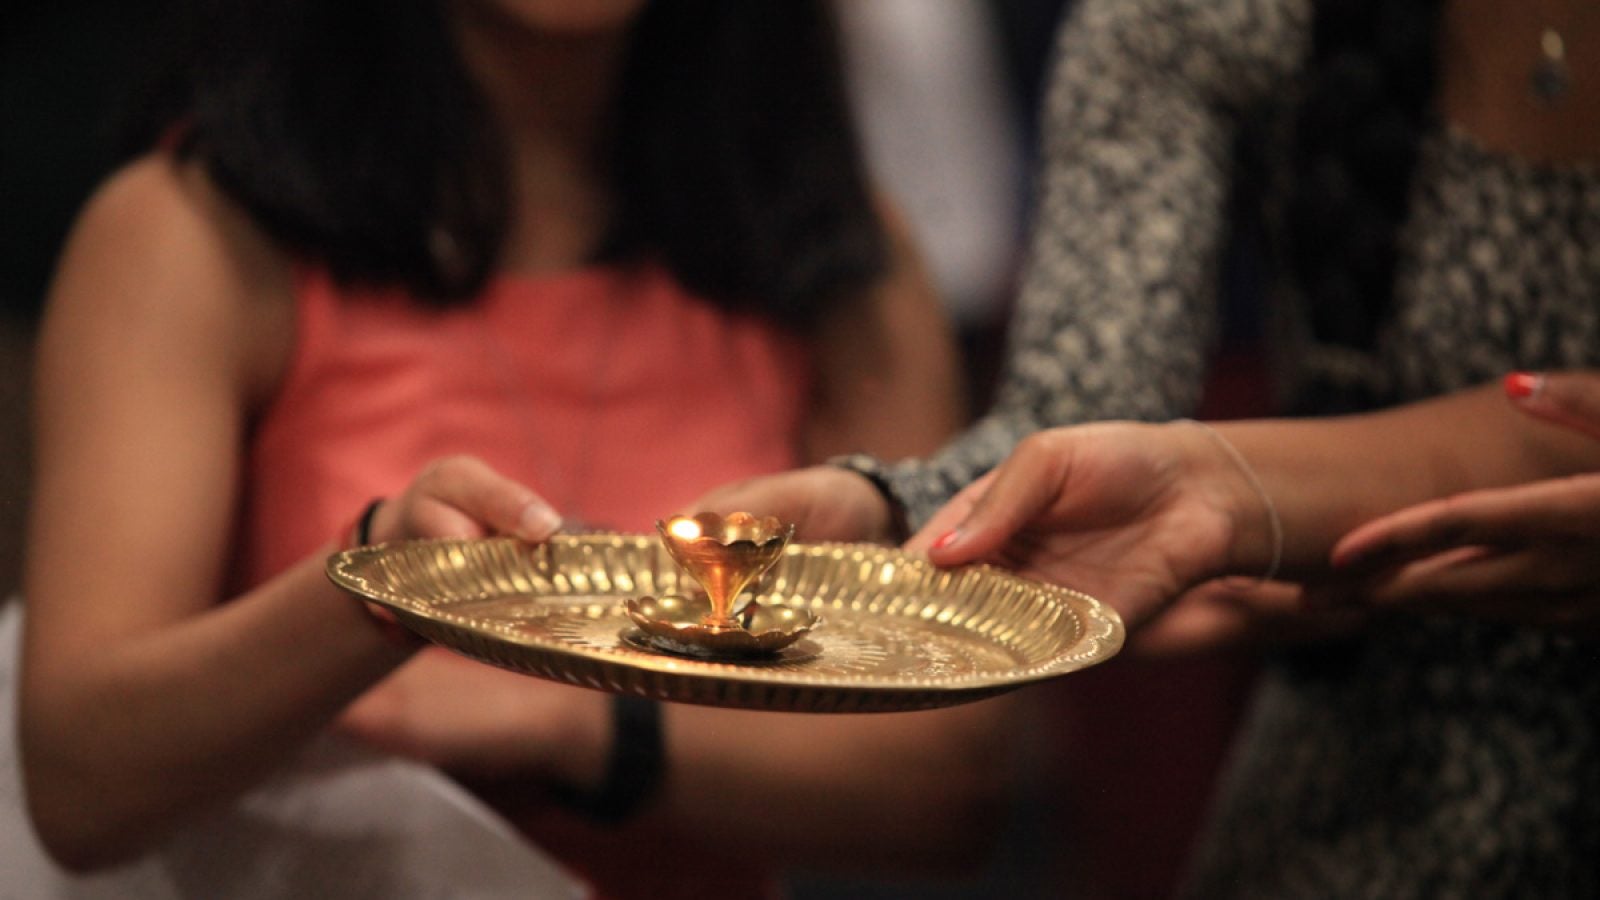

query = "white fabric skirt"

[{"left": 0, "top": 601, "right": 588, "bottom": 899}]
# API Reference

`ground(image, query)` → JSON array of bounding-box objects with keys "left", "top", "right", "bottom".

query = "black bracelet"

[
  {"left": 553, "top": 694, "right": 666, "bottom": 825},
  {"left": 827, "top": 453, "right": 911, "bottom": 542},
  {"left": 355, "top": 497, "right": 384, "bottom": 546}
]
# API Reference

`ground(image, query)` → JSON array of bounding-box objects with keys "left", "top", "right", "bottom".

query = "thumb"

[
  {"left": 400, "top": 456, "right": 563, "bottom": 543},
  {"left": 1506, "top": 370, "right": 1600, "bottom": 442},
  {"left": 917, "top": 436, "right": 1070, "bottom": 566}
]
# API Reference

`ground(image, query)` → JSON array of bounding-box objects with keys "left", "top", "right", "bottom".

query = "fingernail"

[
  {"left": 1504, "top": 371, "right": 1544, "bottom": 400},
  {"left": 931, "top": 529, "right": 963, "bottom": 551},
  {"left": 517, "top": 502, "right": 563, "bottom": 538}
]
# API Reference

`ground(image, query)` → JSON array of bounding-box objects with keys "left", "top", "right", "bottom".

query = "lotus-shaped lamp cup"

[{"left": 655, "top": 511, "right": 793, "bottom": 629}]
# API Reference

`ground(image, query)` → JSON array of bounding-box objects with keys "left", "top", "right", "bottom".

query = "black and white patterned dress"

[{"left": 875, "top": 0, "right": 1600, "bottom": 895}]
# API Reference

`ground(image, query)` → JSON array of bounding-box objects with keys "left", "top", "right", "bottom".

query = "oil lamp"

[{"left": 625, "top": 511, "right": 819, "bottom": 658}]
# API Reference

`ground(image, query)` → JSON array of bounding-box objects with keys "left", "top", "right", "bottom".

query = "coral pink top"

[
  {"left": 234, "top": 263, "right": 811, "bottom": 589},
  {"left": 233, "top": 263, "right": 809, "bottom": 899}
]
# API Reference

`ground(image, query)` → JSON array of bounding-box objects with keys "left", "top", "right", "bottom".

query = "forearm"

[
  {"left": 1213, "top": 382, "right": 1600, "bottom": 576},
  {"left": 20, "top": 550, "right": 410, "bottom": 869}
]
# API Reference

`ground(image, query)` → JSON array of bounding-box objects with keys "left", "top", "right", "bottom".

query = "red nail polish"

[
  {"left": 931, "top": 529, "right": 961, "bottom": 550},
  {"left": 1504, "top": 371, "right": 1542, "bottom": 399}
]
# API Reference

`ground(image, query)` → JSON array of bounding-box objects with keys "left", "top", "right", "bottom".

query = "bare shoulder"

[
  {"left": 41, "top": 154, "right": 295, "bottom": 401},
  {"left": 56, "top": 154, "right": 289, "bottom": 305}
]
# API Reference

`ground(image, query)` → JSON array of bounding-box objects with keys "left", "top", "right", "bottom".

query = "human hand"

[
  {"left": 338, "top": 459, "right": 601, "bottom": 784},
  {"left": 1327, "top": 472, "right": 1600, "bottom": 630},
  {"left": 336, "top": 648, "right": 609, "bottom": 783},
  {"left": 1324, "top": 371, "right": 1600, "bottom": 630},
  {"left": 688, "top": 464, "right": 898, "bottom": 543},
  {"left": 906, "top": 422, "right": 1268, "bottom": 630},
  {"left": 363, "top": 455, "right": 564, "bottom": 544}
]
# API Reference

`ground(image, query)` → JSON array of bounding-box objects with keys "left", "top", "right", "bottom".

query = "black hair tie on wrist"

[
  {"left": 553, "top": 694, "right": 666, "bottom": 825},
  {"left": 355, "top": 497, "right": 384, "bottom": 546}
]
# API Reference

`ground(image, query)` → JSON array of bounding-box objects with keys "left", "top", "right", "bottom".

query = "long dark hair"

[
  {"left": 122, "top": 0, "right": 884, "bottom": 328},
  {"left": 1284, "top": 0, "right": 1444, "bottom": 349}
]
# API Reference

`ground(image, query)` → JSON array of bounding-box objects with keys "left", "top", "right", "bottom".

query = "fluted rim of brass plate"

[{"left": 326, "top": 535, "right": 1124, "bottom": 710}]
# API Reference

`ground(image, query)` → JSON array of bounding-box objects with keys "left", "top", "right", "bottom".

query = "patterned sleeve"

[{"left": 877, "top": 0, "right": 1312, "bottom": 528}]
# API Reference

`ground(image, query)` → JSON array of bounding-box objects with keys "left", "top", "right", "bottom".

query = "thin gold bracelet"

[{"left": 1179, "top": 419, "right": 1284, "bottom": 582}]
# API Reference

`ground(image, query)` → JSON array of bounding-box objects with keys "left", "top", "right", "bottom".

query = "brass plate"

[{"left": 327, "top": 536, "right": 1124, "bottom": 713}]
